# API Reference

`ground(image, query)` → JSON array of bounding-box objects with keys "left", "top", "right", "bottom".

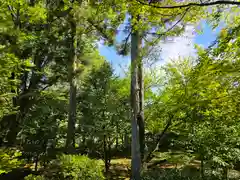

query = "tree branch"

[
  {"left": 137, "top": 0, "right": 240, "bottom": 9},
  {"left": 142, "top": 7, "right": 190, "bottom": 58},
  {"left": 118, "top": 30, "right": 132, "bottom": 55},
  {"left": 87, "top": 19, "right": 114, "bottom": 44}
]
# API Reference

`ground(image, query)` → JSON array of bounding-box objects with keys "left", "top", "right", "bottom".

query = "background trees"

[{"left": 1, "top": 0, "right": 240, "bottom": 180}]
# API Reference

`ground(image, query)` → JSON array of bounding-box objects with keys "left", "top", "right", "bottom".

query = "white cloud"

[
  {"left": 98, "top": 25, "right": 197, "bottom": 77},
  {"left": 143, "top": 25, "right": 197, "bottom": 89},
  {"left": 145, "top": 25, "right": 196, "bottom": 70},
  {"left": 159, "top": 25, "right": 196, "bottom": 63}
]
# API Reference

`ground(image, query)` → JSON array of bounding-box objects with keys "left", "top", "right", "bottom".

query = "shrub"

[
  {"left": 141, "top": 168, "right": 239, "bottom": 180},
  {"left": 0, "top": 148, "right": 24, "bottom": 174},
  {"left": 141, "top": 169, "right": 190, "bottom": 180},
  {"left": 42, "top": 154, "right": 104, "bottom": 180},
  {"left": 58, "top": 154, "right": 104, "bottom": 180},
  {"left": 24, "top": 174, "right": 45, "bottom": 180}
]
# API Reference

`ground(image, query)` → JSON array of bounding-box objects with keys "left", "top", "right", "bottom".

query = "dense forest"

[{"left": 1, "top": 0, "right": 240, "bottom": 180}]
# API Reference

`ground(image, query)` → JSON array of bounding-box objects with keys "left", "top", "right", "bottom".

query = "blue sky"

[
  {"left": 98, "top": 22, "right": 222, "bottom": 76},
  {"left": 195, "top": 22, "right": 222, "bottom": 47}
]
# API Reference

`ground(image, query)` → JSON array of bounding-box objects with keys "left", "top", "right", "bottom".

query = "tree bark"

[
  {"left": 103, "top": 134, "right": 109, "bottom": 172},
  {"left": 138, "top": 52, "right": 145, "bottom": 161},
  {"left": 223, "top": 167, "right": 228, "bottom": 180},
  {"left": 143, "top": 120, "right": 171, "bottom": 163},
  {"left": 124, "top": 131, "right": 128, "bottom": 148},
  {"left": 130, "top": 22, "right": 141, "bottom": 180},
  {"left": 5, "top": 94, "right": 30, "bottom": 146},
  {"left": 65, "top": 13, "right": 77, "bottom": 153},
  {"left": 116, "top": 121, "right": 119, "bottom": 149},
  {"left": 200, "top": 154, "right": 204, "bottom": 179}
]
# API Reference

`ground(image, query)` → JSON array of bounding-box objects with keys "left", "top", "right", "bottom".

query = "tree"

[
  {"left": 0, "top": 0, "right": 54, "bottom": 145},
  {"left": 145, "top": 22, "right": 240, "bottom": 177},
  {"left": 77, "top": 61, "right": 132, "bottom": 172}
]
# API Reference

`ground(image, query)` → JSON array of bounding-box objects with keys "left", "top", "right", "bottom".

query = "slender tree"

[
  {"left": 130, "top": 17, "right": 141, "bottom": 179},
  {"left": 65, "top": 10, "right": 77, "bottom": 152}
]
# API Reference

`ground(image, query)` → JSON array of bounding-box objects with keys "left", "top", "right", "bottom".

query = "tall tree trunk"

[
  {"left": 200, "top": 153, "right": 204, "bottom": 179},
  {"left": 5, "top": 116, "right": 21, "bottom": 146},
  {"left": 4, "top": 74, "right": 18, "bottom": 145},
  {"left": 223, "top": 167, "right": 228, "bottom": 180},
  {"left": 124, "top": 131, "right": 128, "bottom": 148},
  {"left": 65, "top": 14, "right": 77, "bottom": 153},
  {"left": 103, "top": 134, "right": 109, "bottom": 172},
  {"left": 5, "top": 93, "right": 28, "bottom": 146},
  {"left": 116, "top": 121, "right": 119, "bottom": 149},
  {"left": 130, "top": 23, "right": 141, "bottom": 180},
  {"left": 138, "top": 46, "right": 145, "bottom": 161}
]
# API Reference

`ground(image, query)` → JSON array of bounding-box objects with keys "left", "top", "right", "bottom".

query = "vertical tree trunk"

[
  {"left": 5, "top": 97, "right": 26, "bottom": 146},
  {"left": 116, "top": 121, "right": 119, "bottom": 149},
  {"left": 5, "top": 115, "right": 18, "bottom": 146},
  {"left": 108, "top": 136, "right": 111, "bottom": 168},
  {"left": 130, "top": 23, "right": 141, "bottom": 180},
  {"left": 200, "top": 154, "right": 204, "bottom": 179},
  {"left": 103, "top": 134, "right": 109, "bottom": 172},
  {"left": 223, "top": 167, "right": 228, "bottom": 180},
  {"left": 138, "top": 47, "right": 145, "bottom": 161},
  {"left": 65, "top": 14, "right": 77, "bottom": 153},
  {"left": 124, "top": 131, "right": 128, "bottom": 148},
  {"left": 34, "top": 155, "right": 38, "bottom": 172}
]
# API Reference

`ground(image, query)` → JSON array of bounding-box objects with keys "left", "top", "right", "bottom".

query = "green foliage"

[
  {"left": 141, "top": 169, "right": 193, "bottom": 180},
  {"left": 0, "top": 148, "right": 24, "bottom": 174},
  {"left": 141, "top": 168, "right": 239, "bottom": 180},
  {"left": 1, "top": 0, "right": 240, "bottom": 179},
  {"left": 145, "top": 21, "right": 240, "bottom": 177},
  {"left": 59, "top": 154, "right": 104, "bottom": 180},
  {"left": 24, "top": 174, "right": 45, "bottom": 180},
  {"left": 77, "top": 62, "right": 131, "bottom": 156},
  {"left": 44, "top": 154, "right": 105, "bottom": 180},
  {"left": 24, "top": 155, "right": 104, "bottom": 180}
]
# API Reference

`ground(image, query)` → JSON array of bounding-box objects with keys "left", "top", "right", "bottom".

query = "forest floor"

[
  {"left": 20, "top": 151, "right": 240, "bottom": 179},
  {"left": 105, "top": 151, "right": 203, "bottom": 179},
  {"left": 105, "top": 151, "right": 240, "bottom": 180},
  {"left": 104, "top": 159, "right": 131, "bottom": 180}
]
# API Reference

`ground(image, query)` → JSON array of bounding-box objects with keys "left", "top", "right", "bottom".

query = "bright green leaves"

[
  {"left": 148, "top": 21, "right": 240, "bottom": 171},
  {"left": 0, "top": 148, "right": 23, "bottom": 174},
  {"left": 25, "top": 2, "right": 47, "bottom": 23},
  {"left": 1, "top": 0, "right": 47, "bottom": 26}
]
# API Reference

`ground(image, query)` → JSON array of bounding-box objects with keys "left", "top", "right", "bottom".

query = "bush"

[
  {"left": 141, "top": 168, "right": 239, "bottom": 180},
  {"left": 58, "top": 154, "right": 104, "bottom": 180},
  {"left": 0, "top": 148, "right": 24, "bottom": 174},
  {"left": 141, "top": 169, "right": 191, "bottom": 180},
  {"left": 24, "top": 174, "right": 45, "bottom": 180},
  {"left": 42, "top": 154, "right": 104, "bottom": 180}
]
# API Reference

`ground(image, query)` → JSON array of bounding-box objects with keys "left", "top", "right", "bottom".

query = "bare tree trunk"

[
  {"left": 138, "top": 47, "right": 145, "bottom": 161},
  {"left": 34, "top": 155, "right": 38, "bottom": 172},
  {"left": 130, "top": 24, "right": 141, "bottom": 180},
  {"left": 116, "top": 121, "right": 119, "bottom": 149},
  {"left": 124, "top": 131, "right": 128, "bottom": 148},
  {"left": 65, "top": 14, "right": 77, "bottom": 153},
  {"left": 143, "top": 120, "right": 171, "bottom": 163},
  {"left": 103, "top": 134, "right": 109, "bottom": 172},
  {"left": 200, "top": 153, "right": 204, "bottom": 179},
  {"left": 223, "top": 167, "right": 228, "bottom": 180}
]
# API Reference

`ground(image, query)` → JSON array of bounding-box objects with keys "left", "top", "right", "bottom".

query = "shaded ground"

[
  {"left": 106, "top": 152, "right": 240, "bottom": 180},
  {"left": 105, "top": 158, "right": 200, "bottom": 180},
  {"left": 105, "top": 159, "right": 131, "bottom": 180},
  {"left": 9, "top": 151, "right": 240, "bottom": 180}
]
